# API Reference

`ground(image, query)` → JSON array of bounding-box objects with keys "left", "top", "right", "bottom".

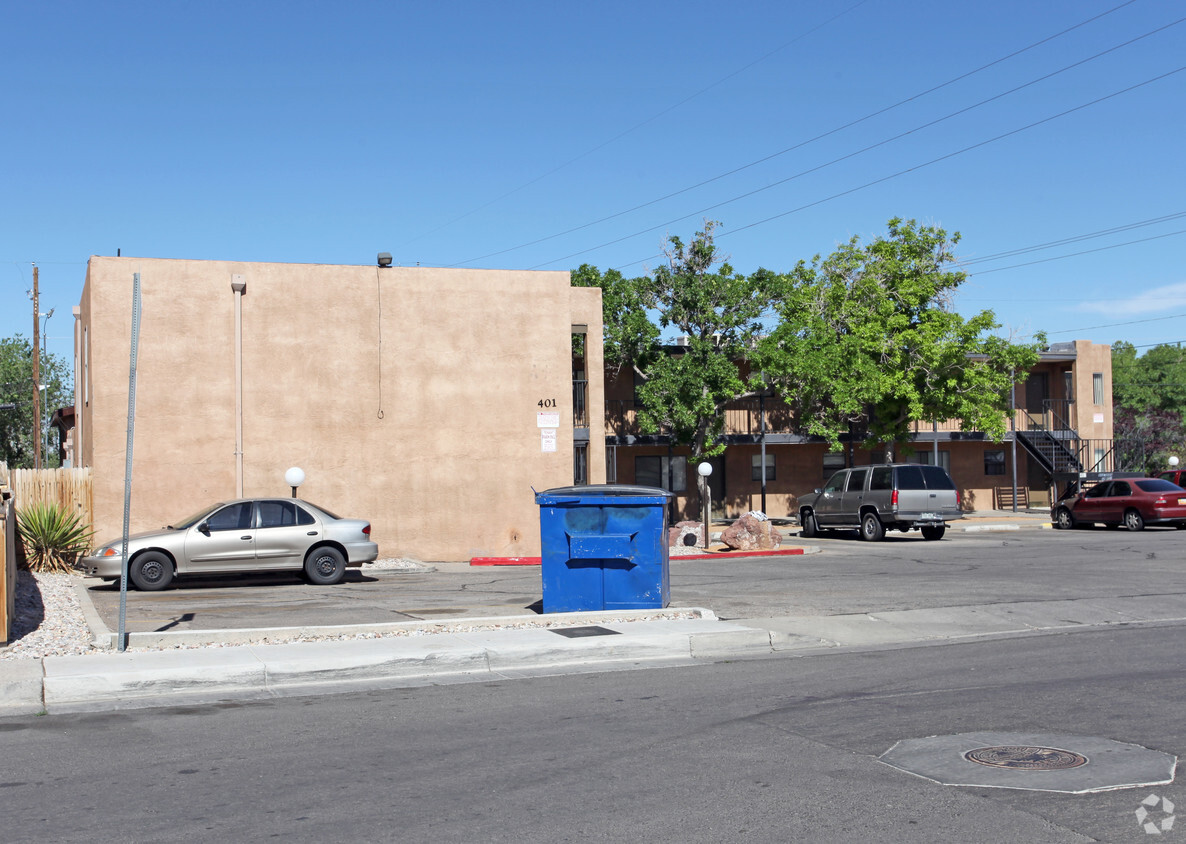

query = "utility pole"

[{"left": 32, "top": 265, "right": 41, "bottom": 470}]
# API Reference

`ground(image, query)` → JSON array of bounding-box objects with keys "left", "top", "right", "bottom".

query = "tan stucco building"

[{"left": 73, "top": 256, "right": 604, "bottom": 561}]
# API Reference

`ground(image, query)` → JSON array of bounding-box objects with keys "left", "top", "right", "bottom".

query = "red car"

[{"left": 1052, "top": 478, "right": 1186, "bottom": 531}]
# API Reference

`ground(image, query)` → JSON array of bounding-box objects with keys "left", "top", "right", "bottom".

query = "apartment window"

[
  {"left": 1093, "top": 372, "right": 1104, "bottom": 405},
  {"left": 1093, "top": 447, "right": 1107, "bottom": 472},
  {"left": 1063, "top": 370, "right": 1073, "bottom": 401},
  {"left": 751, "top": 453, "right": 776, "bottom": 481},
  {"left": 823, "top": 452, "right": 846, "bottom": 479},
  {"left": 574, "top": 444, "right": 588, "bottom": 485},
  {"left": 635, "top": 455, "right": 687, "bottom": 492},
  {"left": 909, "top": 450, "right": 950, "bottom": 471},
  {"left": 605, "top": 445, "right": 618, "bottom": 483},
  {"left": 984, "top": 450, "right": 1006, "bottom": 475}
]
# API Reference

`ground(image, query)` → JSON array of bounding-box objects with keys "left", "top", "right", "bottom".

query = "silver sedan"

[{"left": 76, "top": 498, "right": 379, "bottom": 590}]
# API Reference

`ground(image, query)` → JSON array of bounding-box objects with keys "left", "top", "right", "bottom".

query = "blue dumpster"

[{"left": 535, "top": 484, "right": 672, "bottom": 614}]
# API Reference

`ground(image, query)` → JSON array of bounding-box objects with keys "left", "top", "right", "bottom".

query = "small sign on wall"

[
  {"left": 1094, "top": 413, "right": 1104, "bottom": 423},
  {"left": 541, "top": 429, "right": 557, "bottom": 452},
  {"left": 538, "top": 411, "right": 560, "bottom": 428}
]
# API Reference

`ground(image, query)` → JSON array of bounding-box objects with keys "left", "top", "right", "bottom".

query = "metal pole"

[
  {"left": 759, "top": 392, "right": 767, "bottom": 514},
  {"left": 932, "top": 420, "right": 938, "bottom": 465},
  {"left": 1010, "top": 373, "right": 1018, "bottom": 513},
  {"left": 117, "top": 273, "right": 142, "bottom": 652}
]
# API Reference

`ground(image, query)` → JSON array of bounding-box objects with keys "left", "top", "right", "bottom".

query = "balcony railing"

[{"left": 573, "top": 380, "right": 588, "bottom": 428}]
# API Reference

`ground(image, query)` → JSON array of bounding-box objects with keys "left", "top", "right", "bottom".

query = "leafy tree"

[
  {"left": 574, "top": 222, "right": 784, "bottom": 460},
  {"left": 1111, "top": 341, "right": 1186, "bottom": 415},
  {"left": 1113, "top": 406, "right": 1186, "bottom": 475},
  {"left": 0, "top": 334, "right": 72, "bottom": 469},
  {"left": 754, "top": 218, "right": 1044, "bottom": 456}
]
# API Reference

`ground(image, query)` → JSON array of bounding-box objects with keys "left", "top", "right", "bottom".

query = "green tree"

[
  {"left": 1111, "top": 341, "right": 1186, "bottom": 415},
  {"left": 574, "top": 222, "right": 784, "bottom": 460},
  {"left": 0, "top": 334, "right": 72, "bottom": 469},
  {"left": 755, "top": 218, "right": 1043, "bottom": 456}
]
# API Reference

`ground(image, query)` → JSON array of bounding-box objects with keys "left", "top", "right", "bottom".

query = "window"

[
  {"left": 984, "top": 450, "right": 1006, "bottom": 476},
  {"left": 635, "top": 455, "right": 686, "bottom": 492},
  {"left": 823, "top": 452, "right": 846, "bottom": 478},
  {"left": 909, "top": 450, "right": 950, "bottom": 471},
  {"left": 573, "top": 444, "right": 588, "bottom": 485},
  {"left": 605, "top": 445, "right": 618, "bottom": 483},
  {"left": 870, "top": 466, "right": 892, "bottom": 491},
  {"left": 206, "top": 503, "right": 253, "bottom": 531},
  {"left": 823, "top": 471, "right": 847, "bottom": 494},
  {"left": 751, "top": 453, "right": 775, "bottom": 481},
  {"left": 895, "top": 465, "right": 927, "bottom": 490},
  {"left": 1084, "top": 482, "right": 1111, "bottom": 499},
  {"left": 1111, "top": 481, "right": 1131, "bottom": 497},
  {"left": 1063, "top": 370, "right": 1073, "bottom": 401},
  {"left": 1093, "top": 446, "right": 1107, "bottom": 472},
  {"left": 847, "top": 469, "right": 868, "bottom": 492},
  {"left": 1093, "top": 372, "right": 1104, "bottom": 405},
  {"left": 920, "top": 465, "right": 957, "bottom": 490},
  {"left": 259, "top": 500, "right": 314, "bottom": 528}
]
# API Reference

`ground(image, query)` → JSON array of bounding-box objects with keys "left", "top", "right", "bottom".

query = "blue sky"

[{"left": 4, "top": 0, "right": 1185, "bottom": 368}]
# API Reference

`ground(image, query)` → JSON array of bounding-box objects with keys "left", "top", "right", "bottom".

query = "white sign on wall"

[
  {"left": 537, "top": 412, "right": 561, "bottom": 428},
  {"left": 1094, "top": 413, "right": 1104, "bottom": 423},
  {"left": 541, "top": 429, "right": 557, "bottom": 452}
]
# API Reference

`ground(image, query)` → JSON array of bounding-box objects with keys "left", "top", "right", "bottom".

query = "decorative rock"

[
  {"left": 721, "top": 513, "right": 783, "bottom": 551},
  {"left": 668, "top": 521, "right": 705, "bottom": 548}
]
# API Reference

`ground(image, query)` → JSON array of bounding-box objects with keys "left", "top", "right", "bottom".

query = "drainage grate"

[
  {"left": 551, "top": 626, "right": 621, "bottom": 638},
  {"left": 964, "top": 746, "right": 1088, "bottom": 771}
]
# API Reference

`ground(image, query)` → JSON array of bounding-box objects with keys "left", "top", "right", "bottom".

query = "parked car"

[
  {"left": 799, "top": 463, "right": 963, "bottom": 541},
  {"left": 75, "top": 498, "right": 379, "bottom": 590},
  {"left": 1051, "top": 478, "right": 1186, "bottom": 531},
  {"left": 1155, "top": 468, "right": 1186, "bottom": 487}
]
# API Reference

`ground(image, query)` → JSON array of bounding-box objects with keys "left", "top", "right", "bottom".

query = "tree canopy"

[
  {"left": 754, "top": 218, "right": 1043, "bottom": 453},
  {"left": 577, "top": 218, "right": 1045, "bottom": 461},
  {"left": 0, "top": 334, "right": 72, "bottom": 469},
  {"left": 1110, "top": 341, "right": 1186, "bottom": 472}
]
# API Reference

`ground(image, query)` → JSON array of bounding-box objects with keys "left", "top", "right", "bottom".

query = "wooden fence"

[{"left": 7, "top": 467, "right": 94, "bottom": 532}]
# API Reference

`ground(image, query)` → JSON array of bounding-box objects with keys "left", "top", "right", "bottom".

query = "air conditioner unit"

[{"left": 674, "top": 336, "right": 690, "bottom": 347}]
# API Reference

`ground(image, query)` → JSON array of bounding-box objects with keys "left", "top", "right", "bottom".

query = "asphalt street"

[{"left": 3, "top": 620, "right": 1183, "bottom": 842}]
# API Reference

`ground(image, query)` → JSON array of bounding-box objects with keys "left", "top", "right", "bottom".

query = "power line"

[
  {"left": 450, "top": 0, "right": 1145, "bottom": 268},
  {"left": 961, "top": 210, "right": 1186, "bottom": 265},
  {"left": 586, "top": 63, "right": 1186, "bottom": 272},
  {"left": 1047, "top": 314, "right": 1186, "bottom": 335},
  {"left": 967, "top": 227, "right": 1186, "bottom": 275},
  {"left": 405, "top": 0, "right": 874, "bottom": 249}
]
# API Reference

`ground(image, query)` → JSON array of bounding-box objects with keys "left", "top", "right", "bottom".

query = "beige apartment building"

[{"left": 72, "top": 256, "right": 605, "bottom": 562}]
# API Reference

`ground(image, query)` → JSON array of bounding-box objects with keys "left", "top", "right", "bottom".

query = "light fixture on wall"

[{"left": 377, "top": 253, "right": 392, "bottom": 268}]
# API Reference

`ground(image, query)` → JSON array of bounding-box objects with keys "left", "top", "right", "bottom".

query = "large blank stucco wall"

[{"left": 79, "top": 257, "right": 602, "bottom": 561}]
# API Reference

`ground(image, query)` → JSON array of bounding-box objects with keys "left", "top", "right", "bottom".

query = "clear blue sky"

[{"left": 4, "top": 0, "right": 1185, "bottom": 369}]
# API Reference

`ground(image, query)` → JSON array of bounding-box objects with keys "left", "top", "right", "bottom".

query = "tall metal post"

[
  {"left": 759, "top": 392, "right": 768, "bottom": 514},
  {"left": 31, "top": 266, "right": 40, "bottom": 470},
  {"left": 117, "top": 273, "right": 142, "bottom": 652},
  {"left": 1010, "top": 373, "right": 1018, "bottom": 513}
]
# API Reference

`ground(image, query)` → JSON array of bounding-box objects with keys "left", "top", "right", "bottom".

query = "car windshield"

[
  {"left": 170, "top": 503, "right": 226, "bottom": 530},
  {"left": 1136, "top": 479, "right": 1185, "bottom": 493}
]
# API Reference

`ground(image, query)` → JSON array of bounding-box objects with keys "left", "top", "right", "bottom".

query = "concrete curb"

[
  {"left": 37, "top": 613, "right": 762, "bottom": 713},
  {"left": 471, "top": 546, "right": 817, "bottom": 565}
]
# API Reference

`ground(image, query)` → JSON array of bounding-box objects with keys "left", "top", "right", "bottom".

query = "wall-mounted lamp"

[{"left": 377, "top": 253, "right": 393, "bottom": 268}]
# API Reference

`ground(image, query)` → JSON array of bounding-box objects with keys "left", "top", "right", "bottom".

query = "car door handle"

[
  {"left": 241, "top": 535, "right": 252, "bottom": 540},
  {"left": 307, "top": 531, "right": 318, "bottom": 536}
]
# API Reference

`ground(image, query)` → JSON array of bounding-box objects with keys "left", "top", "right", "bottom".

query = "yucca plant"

[{"left": 16, "top": 502, "right": 95, "bottom": 574}]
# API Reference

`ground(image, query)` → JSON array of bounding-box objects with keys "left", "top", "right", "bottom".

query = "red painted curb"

[
  {"left": 469, "top": 548, "right": 806, "bottom": 565},
  {"left": 470, "top": 557, "right": 542, "bottom": 566}
]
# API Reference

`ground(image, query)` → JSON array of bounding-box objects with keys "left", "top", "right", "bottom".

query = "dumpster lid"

[{"left": 536, "top": 484, "right": 673, "bottom": 498}]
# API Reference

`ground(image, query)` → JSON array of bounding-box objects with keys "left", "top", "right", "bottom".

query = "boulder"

[
  {"left": 668, "top": 521, "right": 705, "bottom": 548},
  {"left": 721, "top": 513, "right": 783, "bottom": 551}
]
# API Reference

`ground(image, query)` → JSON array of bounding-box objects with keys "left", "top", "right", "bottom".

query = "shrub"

[{"left": 16, "top": 502, "right": 94, "bottom": 574}]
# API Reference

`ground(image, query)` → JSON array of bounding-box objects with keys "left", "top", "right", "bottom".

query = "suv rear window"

[
  {"left": 920, "top": 465, "right": 957, "bottom": 490},
  {"left": 895, "top": 466, "right": 926, "bottom": 490}
]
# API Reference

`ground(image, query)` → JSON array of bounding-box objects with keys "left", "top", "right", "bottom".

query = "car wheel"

[
  {"left": 130, "top": 551, "right": 174, "bottom": 591},
  {"left": 304, "top": 547, "right": 346, "bottom": 585},
  {"left": 1054, "top": 508, "right": 1075, "bottom": 530},
  {"left": 859, "top": 512, "right": 885, "bottom": 542},
  {"left": 1124, "top": 509, "right": 1145, "bottom": 531},
  {"left": 921, "top": 525, "right": 946, "bottom": 541},
  {"left": 801, "top": 511, "right": 818, "bottom": 538}
]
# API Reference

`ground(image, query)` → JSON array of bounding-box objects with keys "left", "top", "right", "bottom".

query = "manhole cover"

[{"left": 964, "top": 746, "right": 1088, "bottom": 770}]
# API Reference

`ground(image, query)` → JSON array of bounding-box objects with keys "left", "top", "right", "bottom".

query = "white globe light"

[
  {"left": 1170, "top": 456, "right": 1180, "bottom": 468},
  {"left": 697, "top": 461, "right": 713, "bottom": 477},
  {"left": 284, "top": 466, "right": 306, "bottom": 488}
]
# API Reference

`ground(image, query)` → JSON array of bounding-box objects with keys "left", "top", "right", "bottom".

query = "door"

[
  {"left": 1074, "top": 482, "right": 1112, "bottom": 524},
  {"left": 254, "top": 499, "right": 318, "bottom": 569},
  {"left": 1026, "top": 372, "right": 1049, "bottom": 428},
  {"left": 182, "top": 502, "right": 256, "bottom": 572},
  {"left": 840, "top": 468, "right": 869, "bottom": 521},
  {"left": 815, "top": 470, "right": 848, "bottom": 525}
]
